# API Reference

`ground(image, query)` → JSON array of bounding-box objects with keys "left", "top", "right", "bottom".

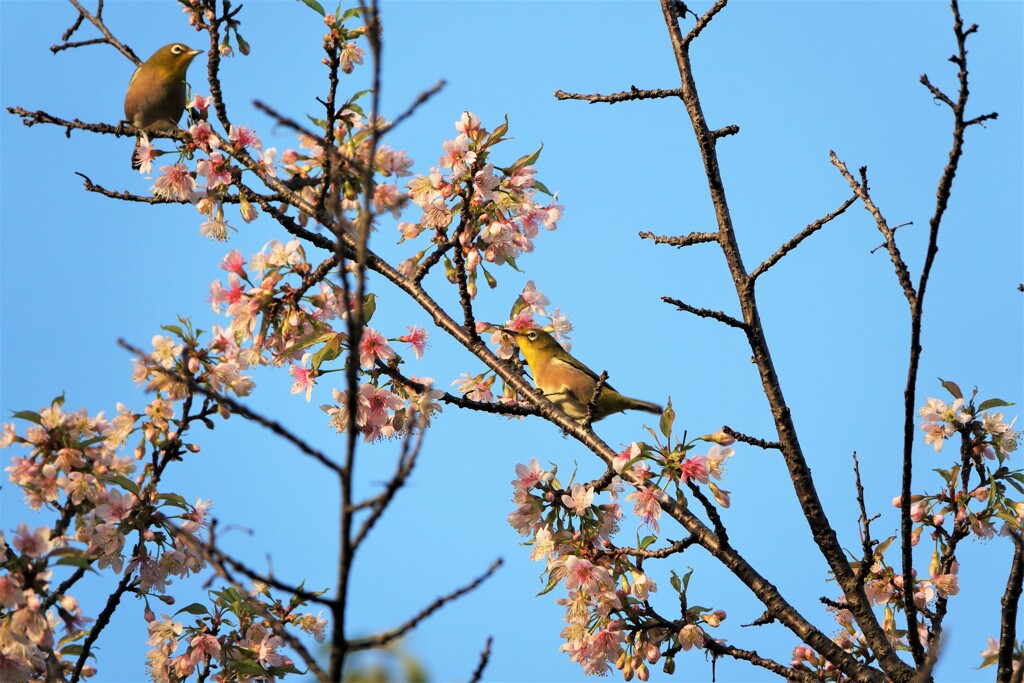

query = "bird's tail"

[
  {"left": 629, "top": 398, "right": 663, "bottom": 415},
  {"left": 131, "top": 138, "right": 142, "bottom": 170}
]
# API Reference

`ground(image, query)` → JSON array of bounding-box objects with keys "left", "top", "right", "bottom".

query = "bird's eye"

[
  {"left": 527, "top": 331, "right": 538, "bottom": 341},
  {"left": 171, "top": 45, "right": 184, "bottom": 55}
]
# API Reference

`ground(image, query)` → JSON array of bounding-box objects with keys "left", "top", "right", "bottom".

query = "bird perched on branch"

[
  {"left": 123, "top": 43, "right": 203, "bottom": 169},
  {"left": 503, "top": 328, "right": 663, "bottom": 422}
]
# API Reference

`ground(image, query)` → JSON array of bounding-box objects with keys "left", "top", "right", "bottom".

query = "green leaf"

[
  {"left": 939, "top": 378, "right": 963, "bottom": 400},
  {"left": 532, "top": 179, "right": 553, "bottom": 197},
  {"left": 510, "top": 143, "right": 543, "bottom": 171},
  {"left": 875, "top": 535, "right": 896, "bottom": 557},
  {"left": 175, "top": 602, "right": 210, "bottom": 617},
  {"left": 669, "top": 570, "right": 682, "bottom": 593},
  {"left": 485, "top": 114, "right": 510, "bottom": 148},
  {"left": 639, "top": 535, "right": 657, "bottom": 550},
  {"left": 680, "top": 566, "right": 694, "bottom": 594},
  {"left": 979, "top": 398, "right": 1015, "bottom": 412},
  {"left": 537, "top": 572, "right": 562, "bottom": 597},
  {"left": 280, "top": 330, "right": 340, "bottom": 359},
  {"left": 11, "top": 410, "right": 41, "bottom": 424},
  {"left": 504, "top": 256, "right": 523, "bottom": 272},
  {"left": 482, "top": 266, "right": 498, "bottom": 289},
  {"left": 54, "top": 555, "right": 95, "bottom": 570},
  {"left": 296, "top": 0, "right": 326, "bottom": 16},
  {"left": 659, "top": 398, "right": 675, "bottom": 439},
  {"left": 61, "top": 644, "right": 86, "bottom": 656},
  {"left": 310, "top": 335, "right": 345, "bottom": 373},
  {"left": 157, "top": 493, "right": 191, "bottom": 511},
  {"left": 161, "top": 324, "right": 184, "bottom": 339},
  {"left": 305, "top": 114, "right": 329, "bottom": 131},
  {"left": 101, "top": 474, "right": 140, "bottom": 496},
  {"left": 341, "top": 7, "right": 363, "bottom": 21},
  {"left": 52, "top": 393, "right": 67, "bottom": 408},
  {"left": 360, "top": 293, "right": 376, "bottom": 325}
]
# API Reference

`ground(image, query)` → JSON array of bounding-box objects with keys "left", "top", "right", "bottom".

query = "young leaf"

[
  {"left": 939, "top": 378, "right": 963, "bottom": 400},
  {"left": 978, "top": 398, "right": 1015, "bottom": 412},
  {"left": 296, "top": 0, "right": 326, "bottom": 16},
  {"left": 176, "top": 602, "right": 211, "bottom": 616},
  {"left": 660, "top": 398, "right": 676, "bottom": 439}
]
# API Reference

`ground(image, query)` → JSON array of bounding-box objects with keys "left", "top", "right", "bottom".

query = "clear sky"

[{"left": 2, "top": 1, "right": 1022, "bottom": 681}]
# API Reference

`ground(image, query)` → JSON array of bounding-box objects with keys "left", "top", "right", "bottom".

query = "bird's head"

[
  {"left": 147, "top": 43, "right": 203, "bottom": 76},
  {"left": 501, "top": 328, "right": 562, "bottom": 368}
]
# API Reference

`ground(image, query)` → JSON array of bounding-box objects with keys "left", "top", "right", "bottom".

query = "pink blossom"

[
  {"left": 613, "top": 442, "right": 642, "bottom": 473},
  {"left": 188, "top": 120, "right": 216, "bottom": 151},
  {"left": 152, "top": 162, "right": 197, "bottom": 200},
  {"left": 197, "top": 152, "right": 232, "bottom": 189},
  {"left": 512, "top": 458, "right": 548, "bottom": 490},
  {"left": 228, "top": 125, "right": 261, "bottom": 150},
  {"left": 705, "top": 445, "right": 734, "bottom": 480},
  {"left": 135, "top": 133, "right": 156, "bottom": 174},
  {"left": 625, "top": 487, "right": 664, "bottom": 532},
  {"left": 358, "top": 327, "right": 396, "bottom": 368},
  {"left": 680, "top": 456, "right": 709, "bottom": 484},
  {"left": 678, "top": 624, "right": 706, "bottom": 651},
  {"left": 473, "top": 163, "right": 500, "bottom": 201},
  {"left": 181, "top": 499, "right": 212, "bottom": 534},
  {"left": 453, "top": 373, "right": 494, "bottom": 402},
  {"left": 188, "top": 633, "right": 222, "bottom": 664},
  {"left": 391, "top": 326, "right": 428, "bottom": 360},
  {"left": 439, "top": 134, "right": 476, "bottom": 176},
  {"left": 95, "top": 489, "right": 138, "bottom": 523},
  {"left": 561, "top": 484, "right": 594, "bottom": 516},
  {"left": 219, "top": 249, "right": 246, "bottom": 276},
  {"left": 12, "top": 523, "right": 52, "bottom": 558},
  {"left": 373, "top": 182, "right": 407, "bottom": 218},
  {"left": 519, "top": 280, "right": 549, "bottom": 314},
  {"left": 562, "top": 555, "right": 612, "bottom": 594},
  {"left": 455, "top": 111, "right": 481, "bottom": 136},
  {"left": 289, "top": 354, "right": 316, "bottom": 402},
  {"left": 340, "top": 42, "right": 365, "bottom": 73}
]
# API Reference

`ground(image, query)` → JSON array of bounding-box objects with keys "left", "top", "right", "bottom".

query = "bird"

[
  {"left": 502, "top": 328, "right": 663, "bottom": 422},
  {"left": 123, "top": 43, "right": 203, "bottom": 169}
]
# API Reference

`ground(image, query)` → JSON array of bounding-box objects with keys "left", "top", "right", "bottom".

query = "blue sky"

[{"left": 2, "top": 1, "right": 1022, "bottom": 681}]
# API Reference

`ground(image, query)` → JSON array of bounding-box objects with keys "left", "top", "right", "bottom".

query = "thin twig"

[
  {"left": 662, "top": 296, "right": 746, "bottom": 329},
  {"left": 348, "top": 559, "right": 503, "bottom": 650},
  {"left": 553, "top": 86, "right": 683, "bottom": 104},
  {"left": 639, "top": 230, "right": 718, "bottom": 248},
  {"left": 751, "top": 194, "right": 857, "bottom": 280}
]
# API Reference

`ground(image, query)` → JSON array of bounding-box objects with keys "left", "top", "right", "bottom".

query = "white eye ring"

[
  {"left": 527, "top": 331, "right": 538, "bottom": 341},
  {"left": 171, "top": 45, "right": 185, "bottom": 55}
]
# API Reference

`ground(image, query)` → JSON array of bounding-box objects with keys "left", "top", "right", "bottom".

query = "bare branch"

[
  {"left": 348, "top": 559, "right": 503, "bottom": 651},
  {"left": 468, "top": 636, "right": 494, "bottom": 683},
  {"left": 721, "top": 426, "right": 782, "bottom": 451},
  {"left": 751, "top": 194, "right": 857, "bottom": 280},
  {"left": 57, "top": 0, "right": 140, "bottom": 64},
  {"left": 639, "top": 230, "right": 718, "bottom": 248},
  {"left": 553, "top": 86, "right": 683, "bottom": 104},
  {"left": 662, "top": 296, "right": 746, "bottom": 329},
  {"left": 998, "top": 533, "right": 1024, "bottom": 683},
  {"left": 118, "top": 339, "right": 342, "bottom": 476},
  {"left": 681, "top": 0, "right": 728, "bottom": 47}
]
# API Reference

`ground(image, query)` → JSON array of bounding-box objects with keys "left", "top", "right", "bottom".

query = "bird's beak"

[
  {"left": 499, "top": 328, "right": 518, "bottom": 336},
  {"left": 188, "top": 49, "right": 203, "bottom": 58}
]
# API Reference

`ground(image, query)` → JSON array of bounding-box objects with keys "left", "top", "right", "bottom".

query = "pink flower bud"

[
  {"left": 892, "top": 496, "right": 902, "bottom": 508},
  {"left": 145, "top": 607, "right": 156, "bottom": 622},
  {"left": 932, "top": 513, "right": 945, "bottom": 525},
  {"left": 186, "top": 443, "right": 201, "bottom": 453}
]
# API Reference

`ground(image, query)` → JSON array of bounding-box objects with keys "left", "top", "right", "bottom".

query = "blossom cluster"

[
  {"left": 508, "top": 417, "right": 736, "bottom": 678},
  {"left": 397, "top": 112, "right": 564, "bottom": 296},
  {"left": 143, "top": 584, "right": 326, "bottom": 682},
  {"left": 0, "top": 395, "right": 211, "bottom": 681},
  {"left": 795, "top": 384, "right": 1019, "bottom": 676},
  {"left": 205, "top": 241, "right": 441, "bottom": 442}
]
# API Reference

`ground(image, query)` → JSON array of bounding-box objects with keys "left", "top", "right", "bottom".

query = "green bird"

[
  {"left": 503, "top": 328, "right": 663, "bottom": 422},
  {"left": 123, "top": 43, "right": 203, "bottom": 169}
]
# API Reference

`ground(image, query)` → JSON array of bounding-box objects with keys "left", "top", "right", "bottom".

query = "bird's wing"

[{"left": 549, "top": 355, "right": 619, "bottom": 394}]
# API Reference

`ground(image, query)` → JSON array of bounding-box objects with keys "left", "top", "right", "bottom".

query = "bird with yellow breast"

[
  {"left": 124, "top": 43, "right": 203, "bottom": 169},
  {"left": 503, "top": 328, "right": 662, "bottom": 422}
]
